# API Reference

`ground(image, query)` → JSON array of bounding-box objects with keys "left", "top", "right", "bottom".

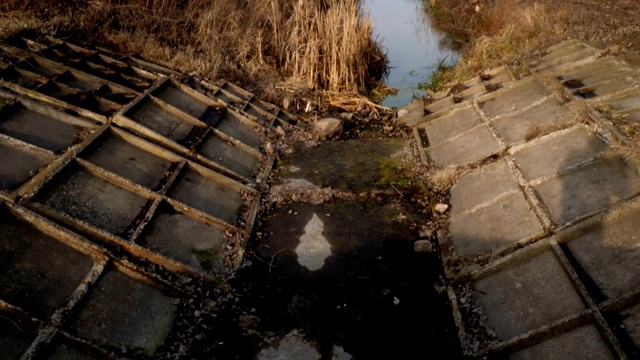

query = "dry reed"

[{"left": 1, "top": 0, "right": 387, "bottom": 107}]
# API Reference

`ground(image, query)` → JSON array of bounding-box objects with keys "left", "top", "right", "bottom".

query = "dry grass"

[
  {"left": 427, "top": 0, "right": 568, "bottom": 87},
  {"left": 1, "top": 0, "right": 387, "bottom": 110}
]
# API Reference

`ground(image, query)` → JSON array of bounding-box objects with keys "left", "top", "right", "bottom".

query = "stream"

[{"left": 364, "top": 0, "right": 459, "bottom": 108}]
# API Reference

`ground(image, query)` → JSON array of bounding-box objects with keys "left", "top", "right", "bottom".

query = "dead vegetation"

[
  {"left": 0, "top": 0, "right": 388, "bottom": 112},
  {"left": 426, "top": 0, "right": 640, "bottom": 89}
]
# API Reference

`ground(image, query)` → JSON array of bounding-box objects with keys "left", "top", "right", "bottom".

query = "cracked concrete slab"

[{"left": 474, "top": 250, "right": 586, "bottom": 341}]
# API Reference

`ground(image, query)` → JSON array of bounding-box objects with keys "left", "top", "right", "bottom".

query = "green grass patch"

[{"left": 193, "top": 248, "right": 217, "bottom": 271}]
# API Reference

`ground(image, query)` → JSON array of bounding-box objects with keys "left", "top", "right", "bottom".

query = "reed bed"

[{"left": 1, "top": 0, "right": 388, "bottom": 109}]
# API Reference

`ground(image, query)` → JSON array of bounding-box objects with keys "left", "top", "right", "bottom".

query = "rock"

[
  {"left": 435, "top": 203, "right": 449, "bottom": 213},
  {"left": 340, "top": 112, "right": 354, "bottom": 120},
  {"left": 397, "top": 109, "right": 410, "bottom": 118},
  {"left": 414, "top": 240, "right": 433, "bottom": 253},
  {"left": 314, "top": 118, "right": 343, "bottom": 139}
]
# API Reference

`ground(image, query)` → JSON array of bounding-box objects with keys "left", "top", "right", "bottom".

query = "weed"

[
  {"left": 419, "top": 58, "right": 455, "bottom": 92},
  {"left": 193, "top": 248, "right": 217, "bottom": 271}
]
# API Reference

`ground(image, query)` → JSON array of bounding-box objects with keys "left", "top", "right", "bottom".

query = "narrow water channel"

[{"left": 363, "top": 0, "right": 459, "bottom": 108}]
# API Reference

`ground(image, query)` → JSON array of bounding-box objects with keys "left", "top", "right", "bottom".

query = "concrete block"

[
  {"left": 474, "top": 250, "right": 586, "bottom": 340},
  {"left": 46, "top": 336, "right": 112, "bottom": 360},
  {"left": 510, "top": 324, "right": 615, "bottom": 360},
  {"left": 0, "top": 141, "right": 52, "bottom": 191},
  {"left": 0, "top": 100, "right": 96, "bottom": 154},
  {"left": 511, "top": 126, "right": 608, "bottom": 181},
  {"left": 142, "top": 203, "right": 228, "bottom": 271},
  {"left": 198, "top": 133, "right": 260, "bottom": 180},
  {"left": 67, "top": 268, "right": 177, "bottom": 356},
  {"left": 0, "top": 314, "right": 38, "bottom": 359},
  {"left": 396, "top": 100, "right": 424, "bottom": 126},
  {"left": 417, "top": 105, "right": 482, "bottom": 147},
  {"left": 450, "top": 159, "right": 519, "bottom": 216},
  {"left": 563, "top": 203, "right": 640, "bottom": 299},
  {"left": 480, "top": 78, "right": 552, "bottom": 118},
  {"left": 168, "top": 164, "right": 244, "bottom": 225},
  {"left": 426, "top": 96, "right": 455, "bottom": 114},
  {"left": 0, "top": 205, "right": 93, "bottom": 320},
  {"left": 152, "top": 80, "right": 215, "bottom": 120},
  {"left": 216, "top": 110, "right": 262, "bottom": 148},
  {"left": 534, "top": 156, "right": 640, "bottom": 225},
  {"left": 450, "top": 191, "right": 544, "bottom": 255},
  {"left": 81, "top": 129, "right": 176, "bottom": 190},
  {"left": 428, "top": 124, "right": 502, "bottom": 167},
  {"left": 621, "top": 303, "right": 640, "bottom": 348},
  {"left": 126, "top": 97, "right": 198, "bottom": 143},
  {"left": 38, "top": 163, "right": 150, "bottom": 235},
  {"left": 491, "top": 97, "right": 572, "bottom": 146}
]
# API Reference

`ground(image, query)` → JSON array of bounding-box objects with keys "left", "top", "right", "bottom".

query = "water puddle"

[{"left": 364, "top": 0, "right": 459, "bottom": 107}]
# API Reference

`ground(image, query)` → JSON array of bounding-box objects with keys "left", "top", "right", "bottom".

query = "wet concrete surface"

[
  {"left": 184, "top": 136, "right": 464, "bottom": 359},
  {"left": 202, "top": 199, "right": 462, "bottom": 359}
]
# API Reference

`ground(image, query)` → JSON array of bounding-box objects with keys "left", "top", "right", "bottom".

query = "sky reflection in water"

[{"left": 363, "top": 0, "right": 459, "bottom": 108}]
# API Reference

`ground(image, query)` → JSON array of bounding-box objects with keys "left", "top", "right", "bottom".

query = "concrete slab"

[
  {"left": 480, "top": 78, "right": 552, "bottom": 118},
  {"left": 46, "top": 336, "right": 112, "bottom": 360},
  {"left": 511, "top": 126, "right": 608, "bottom": 181},
  {"left": 396, "top": 100, "right": 424, "bottom": 126},
  {"left": 215, "top": 110, "right": 262, "bottom": 148},
  {"left": 81, "top": 129, "right": 175, "bottom": 190},
  {"left": 152, "top": 80, "right": 215, "bottom": 121},
  {"left": 0, "top": 140, "right": 52, "bottom": 191},
  {"left": 491, "top": 96, "right": 573, "bottom": 145},
  {"left": 533, "top": 156, "right": 640, "bottom": 225},
  {"left": 562, "top": 203, "right": 640, "bottom": 299},
  {"left": 510, "top": 324, "right": 615, "bottom": 360},
  {"left": 417, "top": 105, "right": 482, "bottom": 147},
  {"left": 67, "top": 268, "right": 177, "bottom": 357},
  {"left": 198, "top": 133, "right": 260, "bottom": 180},
  {"left": 450, "top": 159, "right": 519, "bottom": 216},
  {"left": 37, "top": 163, "right": 150, "bottom": 235},
  {"left": 621, "top": 303, "right": 640, "bottom": 348},
  {"left": 599, "top": 93, "right": 640, "bottom": 112},
  {"left": 141, "top": 202, "right": 227, "bottom": 271},
  {"left": 125, "top": 97, "right": 198, "bottom": 143},
  {"left": 0, "top": 314, "right": 38, "bottom": 360},
  {"left": 168, "top": 164, "right": 244, "bottom": 225},
  {"left": 0, "top": 100, "right": 95, "bottom": 154},
  {"left": 428, "top": 124, "right": 502, "bottom": 167},
  {"left": 0, "top": 204, "right": 93, "bottom": 320},
  {"left": 450, "top": 191, "right": 544, "bottom": 255},
  {"left": 474, "top": 250, "right": 586, "bottom": 340},
  {"left": 426, "top": 96, "right": 455, "bottom": 114}
]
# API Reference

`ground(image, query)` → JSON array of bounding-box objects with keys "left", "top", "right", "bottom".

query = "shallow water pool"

[{"left": 364, "top": 0, "right": 459, "bottom": 108}]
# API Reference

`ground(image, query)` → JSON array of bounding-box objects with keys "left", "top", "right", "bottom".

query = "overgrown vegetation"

[
  {"left": 424, "top": 0, "right": 640, "bottom": 90},
  {"left": 1, "top": 0, "right": 388, "bottom": 110},
  {"left": 425, "top": 0, "right": 565, "bottom": 89}
]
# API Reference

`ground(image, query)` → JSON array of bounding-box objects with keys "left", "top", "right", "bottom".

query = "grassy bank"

[
  {"left": 426, "top": 0, "right": 640, "bottom": 90},
  {"left": 1, "top": 0, "right": 387, "bottom": 112}
]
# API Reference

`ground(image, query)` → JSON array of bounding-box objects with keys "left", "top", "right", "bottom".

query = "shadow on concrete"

[{"left": 202, "top": 198, "right": 463, "bottom": 359}]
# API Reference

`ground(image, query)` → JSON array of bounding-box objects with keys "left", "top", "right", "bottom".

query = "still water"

[{"left": 363, "top": 0, "right": 459, "bottom": 108}]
